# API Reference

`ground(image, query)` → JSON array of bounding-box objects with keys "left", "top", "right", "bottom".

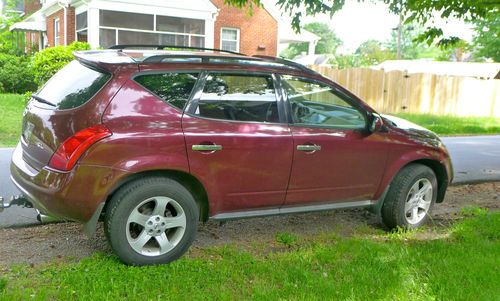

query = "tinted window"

[
  {"left": 135, "top": 73, "right": 199, "bottom": 110},
  {"left": 283, "top": 75, "right": 366, "bottom": 129},
  {"left": 195, "top": 74, "right": 279, "bottom": 123},
  {"left": 36, "top": 60, "right": 111, "bottom": 110}
]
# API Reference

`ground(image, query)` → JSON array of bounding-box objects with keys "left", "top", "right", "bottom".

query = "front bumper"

[{"left": 10, "top": 143, "right": 129, "bottom": 223}]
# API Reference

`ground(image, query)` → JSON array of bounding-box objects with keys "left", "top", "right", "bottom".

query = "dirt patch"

[{"left": 0, "top": 182, "right": 498, "bottom": 266}]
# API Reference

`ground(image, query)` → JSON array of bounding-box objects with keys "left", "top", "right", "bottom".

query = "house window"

[
  {"left": 76, "top": 11, "right": 88, "bottom": 42},
  {"left": 220, "top": 28, "right": 239, "bottom": 52},
  {"left": 98, "top": 10, "right": 205, "bottom": 49},
  {"left": 54, "top": 18, "right": 60, "bottom": 46}
]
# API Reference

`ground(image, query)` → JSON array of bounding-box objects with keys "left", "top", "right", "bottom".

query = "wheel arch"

[
  {"left": 103, "top": 169, "right": 210, "bottom": 222},
  {"left": 375, "top": 157, "right": 449, "bottom": 206},
  {"left": 83, "top": 169, "right": 210, "bottom": 238},
  {"left": 370, "top": 158, "right": 449, "bottom": 217}
]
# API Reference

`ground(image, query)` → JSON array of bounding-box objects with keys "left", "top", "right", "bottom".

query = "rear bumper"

[{"left": 10, "top": 143, "right": 129, "bottom": 223}]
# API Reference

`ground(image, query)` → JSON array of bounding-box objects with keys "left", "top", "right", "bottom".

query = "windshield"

[{"left": 36, "top": 60, "right": 111, "bottom": 110}]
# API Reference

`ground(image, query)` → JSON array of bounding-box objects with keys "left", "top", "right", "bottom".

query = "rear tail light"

[{"left": 48, "top": 124, "right": 112, "bottom": 171}]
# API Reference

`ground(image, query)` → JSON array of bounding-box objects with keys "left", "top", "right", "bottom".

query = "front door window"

[{"left": 282, "top": 75, "right": 366, "bottom": 130}]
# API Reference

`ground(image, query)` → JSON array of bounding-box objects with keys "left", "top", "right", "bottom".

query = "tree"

[
  {"left": 355, "top": 40, "right": 395, "bottom": 65},
  {"left": 436, "top": 39, "right": 470, "bottom": 62},
  {"left": 225, "top": 0, "right": 497, "bottom": 46},
  {"left": 280, "top": 22, "right": 342, "bottom": 59},
  {"left": 0, "top": 0, "right": 23, "bottom": 54},
  {"left": 385, "top": 23, "right": 442, "bottom": 60},
  {"left": 471, "top": 11, "right": 500, "bottom": 62}
]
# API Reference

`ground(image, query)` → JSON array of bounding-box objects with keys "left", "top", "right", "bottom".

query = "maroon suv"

[{"left": 11, "top": 46, "right": 453, "bottom": 265}]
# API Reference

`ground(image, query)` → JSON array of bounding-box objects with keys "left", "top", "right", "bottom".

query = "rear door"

[
  {"left": 182, "top": 72, "right": 293, "bottom": 215},
  {"left": 281, "top": 75, "right": 389, "bottom": 206}
]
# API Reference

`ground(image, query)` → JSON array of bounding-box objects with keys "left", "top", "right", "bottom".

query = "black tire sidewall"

[
  {"left": 105, "top": 177, "right": 199, "bottom": 265},
  {"left": 382, "top": 164, "right": 438, "bottom": 229},
  {"left": 398, "top": 169, "right": 437, "bottom": 228}
]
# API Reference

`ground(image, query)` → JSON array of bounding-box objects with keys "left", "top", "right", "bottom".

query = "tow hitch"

[
  {"left": 0, "top": 195, "right": 33, "bottom": 212},
  {"left": 0, "top": 195, "right": 61, "bottom": 223}
]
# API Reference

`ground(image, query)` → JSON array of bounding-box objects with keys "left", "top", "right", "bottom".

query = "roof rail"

[
  {"left": 252, "top": 55, "right": 319, "bottom": 75},
  {"left": 108, "top": 44, "right": 247, "bottom": 56}
]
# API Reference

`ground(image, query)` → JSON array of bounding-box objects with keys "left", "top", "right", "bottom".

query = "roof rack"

[
  {"left": 253, "top": 55, "right": 319, "bottom": 75},
  {"left": 108, "top": 44, "right": 247, "bottom": 56},
  {"left": 107, "top": 45, "right": 318, "bottom": 74}
]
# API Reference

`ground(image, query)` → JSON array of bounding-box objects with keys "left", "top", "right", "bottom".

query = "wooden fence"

[{"left": 309, "top": 66, "right": 500, "bottom": 117}]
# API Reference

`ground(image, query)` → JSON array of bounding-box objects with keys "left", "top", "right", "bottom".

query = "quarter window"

[
  {"left": 134, "top": 73, "right": 199, "bottom": 110},
  {"left": 194, "top": 73, "right": 279, "bottom": 123},
  {"left": 282, "top": 76, "right": 366, "bottom": 129},
  {"left": 221, "top": 28, "right": 239, "bottom": 52}
]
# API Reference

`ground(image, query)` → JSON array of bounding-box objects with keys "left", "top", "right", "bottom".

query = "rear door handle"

[
  {"left": 297, "top": 144, "right": 321, "bottom": 152},
  {"left": 192, "top": 144, "right": 223, "bottom": 151}
]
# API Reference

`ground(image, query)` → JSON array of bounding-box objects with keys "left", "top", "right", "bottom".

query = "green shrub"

[
  {"left": 32, "top": 41, "right": 91, "bottom": 85},
  {"left": 0, "top": 53, "right": 37, "bottom": 94}
]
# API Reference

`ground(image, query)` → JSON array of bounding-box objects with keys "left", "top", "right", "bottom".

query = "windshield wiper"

[{"left": 31, "top": 94, "right": 56, "bottom": 107}]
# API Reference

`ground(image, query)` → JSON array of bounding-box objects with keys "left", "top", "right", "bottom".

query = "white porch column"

[
  {"left": 87, "top": 7, "right": 100, "bottom": 48},
  {"left": 205, "top": 18, "right": 215, "bottom": 49}
]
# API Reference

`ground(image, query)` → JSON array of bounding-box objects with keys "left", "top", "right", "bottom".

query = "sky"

[{"left": 300, "top": 1, "right": 475, "bottom": 54}]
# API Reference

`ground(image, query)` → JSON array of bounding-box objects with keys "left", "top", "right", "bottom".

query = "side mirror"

[{"left": 369, "top": 114, "right": 384, "bottom": 133}]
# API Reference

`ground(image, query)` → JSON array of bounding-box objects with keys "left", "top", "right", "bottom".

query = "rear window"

[
  {"left": 134, "top": 73, "right": 199, "bottom": 110},
  {"left": 36, "top": 60, "right": 111, "bottom": 110}
]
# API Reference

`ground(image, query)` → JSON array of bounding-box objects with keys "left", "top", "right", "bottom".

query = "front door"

[
  {"left": 281, "top": 75, "right": 389, "bottom": 206},
  {"left": 183, "top": 72, "right": 293, "bottom": 215}
]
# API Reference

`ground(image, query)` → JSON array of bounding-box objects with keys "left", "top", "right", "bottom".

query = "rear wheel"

[
  {"left": 104, "top": 177, "right": 199, "bottom": 265},
  {"left": 381, "top": 164, "right": 437, "bottom": 229}
]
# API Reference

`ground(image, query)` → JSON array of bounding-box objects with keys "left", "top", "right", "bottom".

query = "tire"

[
  {"left": 104, "top": 177, "right": 199, "bottom": 265},
  {"left": 381, "top": 164, "right": 437, "bottom": 229}
]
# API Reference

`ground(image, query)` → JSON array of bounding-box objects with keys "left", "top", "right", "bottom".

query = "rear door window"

[
  {"left": 134, "top": 73, "right": 199, "bottom": 110},
  {"left": 193, "top": 73, "right": 279, "bottom": 123},
  {"left": 36, "top": 60, "right": 111, "bottom": 110}
]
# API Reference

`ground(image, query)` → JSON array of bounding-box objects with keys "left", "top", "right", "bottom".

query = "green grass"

[
  {"left": 0, "top": 94, "right": 25, "bottom": 147},
  {"left": 0, "top": 210, "right": 498, "bottom": 300},
  {"left": 394, "top": 113, "right": 500, "bottom": 136}
]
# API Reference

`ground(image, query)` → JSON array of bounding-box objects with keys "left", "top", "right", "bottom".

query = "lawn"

[
  {"left": 0, "top": 209, "right": 498, "bottom": 300},
  {"left": 0, "top": 93, "right": 499, "bottom": 147},
  {"left": 0, "top": 94, "right": 25, "bottom": 147},
  {"left": 394, "top": 113, "right": 500, "bottom": 136}
]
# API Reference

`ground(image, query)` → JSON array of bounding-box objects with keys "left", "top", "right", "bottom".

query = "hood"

[{"left": 381, "top": 114, "right": 444, "bottom": 148}]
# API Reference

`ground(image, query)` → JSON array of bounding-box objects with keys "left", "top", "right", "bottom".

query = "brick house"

[{"left": 10, "top": 0, "right": 319, "bottom": 56}]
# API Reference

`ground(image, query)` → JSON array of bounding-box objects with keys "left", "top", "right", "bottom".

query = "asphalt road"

[
  {"left": 0, "top": 148, "right": 39, "bottom": 228},
  {"left": 1, "top": 135, "right": 499, "bottom": 228}
]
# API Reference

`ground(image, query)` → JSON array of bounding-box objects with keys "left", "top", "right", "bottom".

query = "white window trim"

[
  {"left": 54, "top": 18, "right": 60, "bottom": 46},
  {"left": 220, "top": 27, "right": 240, "bottom": 52}
]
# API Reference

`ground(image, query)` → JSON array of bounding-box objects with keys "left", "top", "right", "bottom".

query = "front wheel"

[
  {"left": 381, "top": 164, "right": 437, "bottom": 229},
  {"left": 104, "top": 177, "right": 199, "bottom": 265}
]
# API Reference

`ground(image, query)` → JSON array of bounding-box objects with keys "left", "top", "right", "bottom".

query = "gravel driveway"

[{"left": 0, "top": 182, "right": 498, "bottom": 266}]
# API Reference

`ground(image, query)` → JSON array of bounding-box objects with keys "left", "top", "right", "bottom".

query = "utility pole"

[{"left": 397, "top": 14, "right": 402, "bottom": 60}]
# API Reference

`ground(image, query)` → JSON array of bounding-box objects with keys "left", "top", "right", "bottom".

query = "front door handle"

[
  {"left": 192, "top": 144, "right": 223, "bottom": 152},
  {"left": 297, "top": 144, "right": 321, "bottom": 152}
]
